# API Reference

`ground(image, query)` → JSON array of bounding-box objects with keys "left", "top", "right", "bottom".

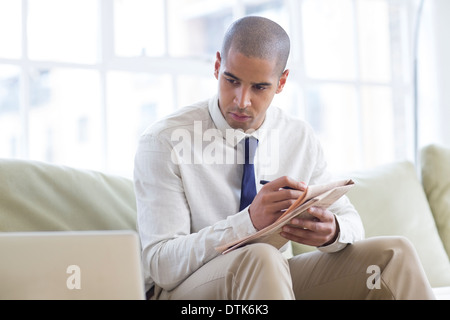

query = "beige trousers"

[{"left": 153, "top": 236, "right": 436, "bottom": 300}]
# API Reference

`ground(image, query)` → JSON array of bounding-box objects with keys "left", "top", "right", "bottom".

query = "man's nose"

[{"left": 234, "top": 87, "right": 251, "bottom": 109}]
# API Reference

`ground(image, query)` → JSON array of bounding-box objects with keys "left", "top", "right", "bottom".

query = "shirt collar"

[{"left": 208, "top": 95, "right": 271, "bottom": 147}]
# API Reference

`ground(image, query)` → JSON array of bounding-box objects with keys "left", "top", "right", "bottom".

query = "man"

[{"left": 134, "top": 16, "right": 435, "bottom": 299}]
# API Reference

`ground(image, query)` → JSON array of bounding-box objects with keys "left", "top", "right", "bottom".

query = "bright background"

[{"left": 0, "top": 0, "right": 448, "bottom": 179}]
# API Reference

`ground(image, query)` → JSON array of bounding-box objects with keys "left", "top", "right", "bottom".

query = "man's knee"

[
  {"left": 359, "top": 236, "right": 419, "bottom": 262},
  {"left": 354, "top": 236, "right": 428, "bottom": 285},
  {"left": 233, "top": 243, "right": 288, "bottom": 270},
  {"left": 230, "top": 243, "right": 292, "bottom": 282},
  {"left": 229, "top": 243, "right": 294, "bottom": 299},
  {"left": 358, "top": 236, "right": 433, "bottom": 299},
  {"left": 239, "top": 243, "right": 284, "bottom": 258},
  {"left": 371, "top": 236, "right": 425, "bottom": 272}
]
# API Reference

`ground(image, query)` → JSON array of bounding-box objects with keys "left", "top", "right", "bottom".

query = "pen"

[{"left": 259, "top": 180, "right": 295, "bottom": 190}]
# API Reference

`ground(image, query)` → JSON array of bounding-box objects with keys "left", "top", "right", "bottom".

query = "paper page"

[{"left": 215, "top": 179, "right": 354, "bottom": 254}]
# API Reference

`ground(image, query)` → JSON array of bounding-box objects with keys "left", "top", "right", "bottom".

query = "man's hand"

[
  {"left": 280, "top": 206, "right": 340, "bottom": 247},
  {"left": 248, "top": 176, "right": 306, "bottom": 231},
  {"left": 249, "top": 176, "right": 340, "bottom": 247}
]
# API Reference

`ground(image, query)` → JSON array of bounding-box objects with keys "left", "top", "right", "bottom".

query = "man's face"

[{"left": 214, "top": 48, "right": 289, "bottom": 132}]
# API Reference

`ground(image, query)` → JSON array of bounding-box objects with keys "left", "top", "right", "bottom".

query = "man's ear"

[
  {"left": 214, "top": 51, "right": 221, "bottom": 80},
  {"left": 276, "top": 69, "right": 290, "bottom": 94}
]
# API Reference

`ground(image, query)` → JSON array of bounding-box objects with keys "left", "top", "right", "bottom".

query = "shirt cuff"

[
  {"left": 235, "top": 207, "right": 259, "bottom": 237},
  {"left": 317, "top": 231, "right": 349, "bottom": 253},
  {"left": 317, "top": 214, "right": 350, "bottom": 253},
  {"left": 213, "top": 206, "right": 258, "bottom": 240}
]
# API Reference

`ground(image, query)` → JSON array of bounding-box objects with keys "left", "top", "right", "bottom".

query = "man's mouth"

[{"left": 229, "top": 112, "right": 251, "bottom": 122}]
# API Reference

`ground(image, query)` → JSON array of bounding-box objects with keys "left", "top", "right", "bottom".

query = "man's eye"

[
  {"left": 226, "top": 78, "right": 238, "bottom": 85},
  {"left": 254, "top": 85, "right": 267, "bottom": 91}
]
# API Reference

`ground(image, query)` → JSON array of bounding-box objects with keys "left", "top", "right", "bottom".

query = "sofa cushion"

[
  {"left": 421, "top": 144, "right": 450, "bottom": 258},
  {"left": 0, "top": 159, "right": 137, "bottom": 232},
  {"left": 345, "top": 161, "right": 450, "bottom": 287}
]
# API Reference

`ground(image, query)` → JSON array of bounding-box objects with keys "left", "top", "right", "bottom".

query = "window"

[
  {"left": 28, "top": 0, "right": 99, "bottom": 64},
  {"left": 0, "top": 1, "right": 21, "bottom": 59},
  {"left": 0, "top": 0, "right": 421, "bottom": 178}
]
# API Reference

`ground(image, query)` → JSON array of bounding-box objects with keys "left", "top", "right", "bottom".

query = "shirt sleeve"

[{"left": 134, "top": 133, "right": 257, "bottom": 291}]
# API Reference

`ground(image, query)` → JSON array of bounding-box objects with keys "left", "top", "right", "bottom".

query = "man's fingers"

[
  {"left": 261, "top": 176, "right": 307, "bottom": 191},
  {"left": 261, "top": 189, "right": 304, "bottom": 204}
]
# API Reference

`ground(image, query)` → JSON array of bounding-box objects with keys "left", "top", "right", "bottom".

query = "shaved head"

[{"left": 221, "top": 16, "right": 290, "bottom": 76}]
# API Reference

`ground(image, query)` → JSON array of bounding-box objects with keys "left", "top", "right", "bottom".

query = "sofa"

[{"left": 1, "top": 143, "right": 450, "bottom": 299}]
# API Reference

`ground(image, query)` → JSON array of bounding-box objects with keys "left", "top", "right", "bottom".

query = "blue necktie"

[{"left": 239, "top": 137, "right": 258, "bottom": 211}]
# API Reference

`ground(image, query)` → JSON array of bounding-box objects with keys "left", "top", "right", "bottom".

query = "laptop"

[{"left": 0, "top": 230, "right": 146, "bottom": 300}]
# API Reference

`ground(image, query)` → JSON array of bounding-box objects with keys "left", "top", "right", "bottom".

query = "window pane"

[
  {"left": 245, "top": 0, "right": 289, "bottom": 32},
  {"left": 305, "top": 84, "right": 360, "bottom": 172},
  {"left": 113, "top": 0, "right": 165, "bottom": 57},
  {"left": 272, "top": 80, "right": 302, "bottom": 118},
  {"left": 175, "top": 74, "right": 216, "bottom": 107},
  {"left": 107, "top": 72, "right": 173, "bottom": 178},
  {"left": 28, "top": 68, "right": 102, "bottom": 170},
  {"left": 361, "top": 85, "right": 395, "bottom": 166},
  {"left": 167, "top": 0, "right": 233, "bottom": 59},
  {"left": 357, "top": 0, "right": 391, "bottom": 82},
  {"left": 0, "top": 0, "right": 21, "bottom": 59},
  {"left": 28, "top": 0, "right": 98, "bottom": 64},
  {"left": 302, "top": 0, "right": 356, "bottom": 80},
  {"left": 390, "top": 1, "right": 413, "bottom": 84},
  {"left": 0, "top": 65, "right": 21, "bottom": 158}
]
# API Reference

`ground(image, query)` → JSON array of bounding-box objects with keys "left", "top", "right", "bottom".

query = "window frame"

[{"left": 0, "top": 0, "right": 420, "bottom": 177}]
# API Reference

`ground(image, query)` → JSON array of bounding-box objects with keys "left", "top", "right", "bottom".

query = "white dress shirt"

[{"left": 134, "top": 95, "right": 365, "bottom": 292}]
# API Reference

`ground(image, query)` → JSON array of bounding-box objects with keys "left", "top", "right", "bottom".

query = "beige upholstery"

[
  {"left": 292, "top": 159, "right": 450, "bottom": 288},
  {"left": 0, "top": 159, "right": 136, "bottom": 232},
  {"left": 345, "top": 161, "right": 450, "bottom": 288},
  {"left": 421, "top": 144, "right": 450, "bottom": 258}
]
